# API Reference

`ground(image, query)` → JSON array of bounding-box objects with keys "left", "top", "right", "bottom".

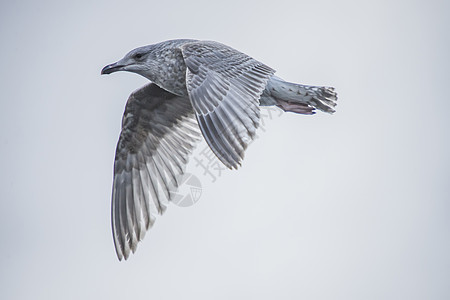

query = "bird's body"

[{"left": 102, "top": 39, "right": 337, "bottom": 260}]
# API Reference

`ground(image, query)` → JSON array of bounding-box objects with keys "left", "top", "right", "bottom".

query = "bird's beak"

[{"left": 101, "top": 62, "right": 125, "bottom": 75}]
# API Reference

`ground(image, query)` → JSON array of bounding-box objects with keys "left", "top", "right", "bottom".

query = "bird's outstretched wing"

[
  {"left": 181, "top": 41, "right": 275, "bottom": 169},
  {"left": 112, "top": 83, "right": 200, "bottom": 260}
]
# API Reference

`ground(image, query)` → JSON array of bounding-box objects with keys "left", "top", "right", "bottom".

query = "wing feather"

[
  {"left": 111, "top": 83, "right": 200, "bottom": 260},
  {"left": 181, "top": 41, "right": 275, "bottom": 169}
]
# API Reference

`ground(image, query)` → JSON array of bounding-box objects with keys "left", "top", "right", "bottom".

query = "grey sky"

[{"left": 1, "top": 0, "right": 449, "bottom": 299}]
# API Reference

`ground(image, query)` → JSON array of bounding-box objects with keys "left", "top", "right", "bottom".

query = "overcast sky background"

[{"left": 1, "top": 0, "right": 449, "bottom": 299}]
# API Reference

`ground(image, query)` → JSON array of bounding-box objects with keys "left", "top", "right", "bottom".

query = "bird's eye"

[{"left": 134, "top": 53, "right": 143, "bottom": 59}]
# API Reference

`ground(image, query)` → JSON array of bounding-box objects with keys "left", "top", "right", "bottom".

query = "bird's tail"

[{"left": 267, "top": 76, "right": 337, "bottom": 115}]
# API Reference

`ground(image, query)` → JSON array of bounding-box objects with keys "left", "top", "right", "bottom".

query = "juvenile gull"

[{"left": 101, "top": 39, "right": 337, "bottom": 260}]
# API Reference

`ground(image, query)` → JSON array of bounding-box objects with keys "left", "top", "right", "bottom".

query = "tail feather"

[{"left": 267, "top": 76, "right": 337, "bottom": 114}]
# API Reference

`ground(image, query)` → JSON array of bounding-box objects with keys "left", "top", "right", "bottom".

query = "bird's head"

[{"left": 101, "top": 45, "right": 155, "bottom": 78}]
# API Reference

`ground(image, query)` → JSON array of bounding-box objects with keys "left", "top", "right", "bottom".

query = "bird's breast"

[{"left": 153, "top": 48, "right": 189, "bottom": 97}]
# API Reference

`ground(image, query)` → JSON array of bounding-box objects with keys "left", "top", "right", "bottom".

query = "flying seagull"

[{"left": 101, "top": 39, "right": 337, "bottom": 260}]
